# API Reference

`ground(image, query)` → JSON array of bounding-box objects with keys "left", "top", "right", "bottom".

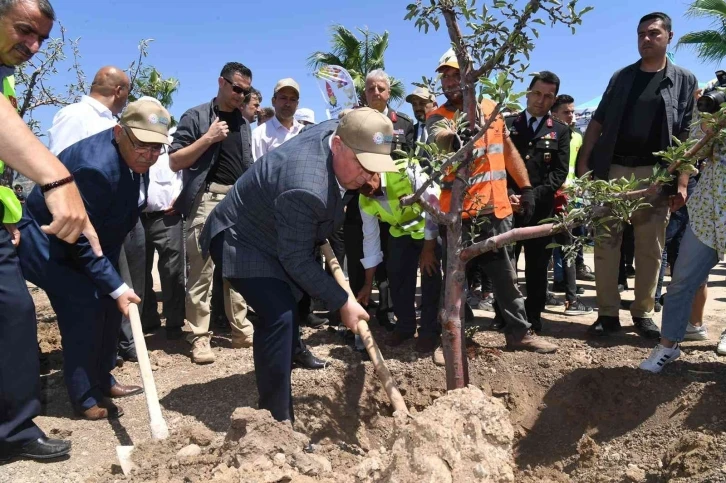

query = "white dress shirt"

[
  {"left": 48, "top": 95, "right": 117, "bottom": 155},
  {"left": 416, "top": 123, "right": 428, "bottom": 144},
  {"left": 145, "top": 151, "right": 182, "bottom": 212},
  {"left": 359, "top": 165, "right": 440, "bottom": 269},
  {"left": 524, "top": 110, "right": 544, "bottom": 133},
  {"left": 250, "top": 115, "right": 303, "bottom": 161}
]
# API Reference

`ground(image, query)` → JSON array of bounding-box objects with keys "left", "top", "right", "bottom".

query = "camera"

[{"left": 697, "top": 70, "right": 726, "bottom": 113}]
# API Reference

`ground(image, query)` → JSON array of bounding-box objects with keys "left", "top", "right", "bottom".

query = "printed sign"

[{"left": 313, "top": 65, "right": 358, "bottom": 119}]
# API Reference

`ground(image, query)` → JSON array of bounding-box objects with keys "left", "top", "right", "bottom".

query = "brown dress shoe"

[
  {"left": 505, "top": 329, "right": 558, "bottom": 354},
  {"left": 103, "top": 383, "right": 143, "bottom": 399},
  {"left": 76, "top": 401, "right": 123, "bottom": 420}
]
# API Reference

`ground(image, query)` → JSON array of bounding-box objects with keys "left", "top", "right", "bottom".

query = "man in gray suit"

[{"left": 201, "top": 107, "right": 398, "bottom": 422}]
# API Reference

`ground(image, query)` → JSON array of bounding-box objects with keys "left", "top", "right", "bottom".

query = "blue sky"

[{"left": 27, "top": 0, "right": 723, "bottom": 133}]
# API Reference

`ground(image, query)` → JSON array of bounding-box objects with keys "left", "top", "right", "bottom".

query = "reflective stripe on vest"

[{"left": 432, "top": 99, "right": 512, "bottom": 219}]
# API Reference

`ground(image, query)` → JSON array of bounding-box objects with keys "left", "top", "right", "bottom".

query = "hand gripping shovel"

[
  {"left": 321, "top": 242, "right": 409, "bottom": 415},
  {"left": 116, "top": 303, "right": 169, "bottom": 475}
]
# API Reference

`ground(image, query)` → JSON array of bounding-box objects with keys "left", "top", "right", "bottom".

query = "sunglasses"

[{"left": 222, "top": 77, "right": 251, "bottom": 98}]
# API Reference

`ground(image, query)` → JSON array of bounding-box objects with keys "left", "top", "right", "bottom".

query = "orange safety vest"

[{"left": 430, "top": 99, "right": 511, "bottom": 219}]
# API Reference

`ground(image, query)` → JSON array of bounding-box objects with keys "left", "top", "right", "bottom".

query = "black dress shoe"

[
  {"left": 0, "top": 437, "right": 71, "bottom": 462},
  {"left": 104, "top": 383, "right": 143, "bottom": 399},
  {"left": 489, "top": 316, "right": 506, "bottom": 331},
  {"left": 292, "top": 349, "right": 327, "bottom": 370},
  {"left": 588, "top": 315, "right": 621, "bottom": 337},
  {"left": 376, "top": 311, "right": 396, "bottom": 331},
  {"left": 303, "top": 313, "right": 329, "bottom": 329},
  {"left": 142, "top": 323, "right": 162, "bottom": 335},
  {"left": 119, "top": 349, "right": 138, "bottom": 363}
]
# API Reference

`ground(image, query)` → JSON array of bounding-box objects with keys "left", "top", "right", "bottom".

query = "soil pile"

[{"left": 356, "top": 385, "right": 515, "bottom": 482}]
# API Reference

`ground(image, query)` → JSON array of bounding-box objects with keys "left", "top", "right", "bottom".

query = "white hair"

[
  {"left": 136, "top": 96, "right": 162, "bottom": 106},
  {"left": 365, "top": 69, "right": 391, "bottom": 90}
]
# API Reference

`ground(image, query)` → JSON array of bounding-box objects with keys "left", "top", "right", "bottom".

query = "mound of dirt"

[{"left": 357, "top": 385, "right": 515, "bottom": 482}]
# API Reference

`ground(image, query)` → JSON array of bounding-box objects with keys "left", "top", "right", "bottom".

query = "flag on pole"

[{"left": 313, "top": 65, "right": 358, "bottom": 120}]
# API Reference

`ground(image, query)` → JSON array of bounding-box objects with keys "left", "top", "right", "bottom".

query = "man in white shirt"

[
  {"left": 251, "top": 78, "right": 303, "bottom": 160},
  {"left": 139, "top": 125, "right": 186, "bottom": 340},
  {"left": 48, "top": 66, "right": 130, "bottom": 155}
]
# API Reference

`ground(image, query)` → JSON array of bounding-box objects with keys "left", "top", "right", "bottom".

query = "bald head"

[{"left": 89, "top": 66, "right": 130, "bottom": 115}]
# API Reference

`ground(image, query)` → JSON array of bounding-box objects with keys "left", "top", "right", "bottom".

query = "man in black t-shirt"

[
  {"left": 577, "top": 12, "right": 697, "bottom": 340},
  {"left": 170, "top": 62, "right": 255, "bottom": 364}
]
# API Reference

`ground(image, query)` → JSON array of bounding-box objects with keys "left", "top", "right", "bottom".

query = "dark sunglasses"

[{"left": 222, "top": 77, "right": 251, "bottom": 98}]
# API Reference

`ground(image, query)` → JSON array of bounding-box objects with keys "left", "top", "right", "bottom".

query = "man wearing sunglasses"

[
  {"left": 16, "top": 99, "right": 171, "bottom": 420},
  {"left": 170, "top": 62, "right": 255, "bottom": 364}
]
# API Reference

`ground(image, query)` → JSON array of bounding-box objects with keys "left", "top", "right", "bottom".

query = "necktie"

[{"left": 528, "top": 116, "right": 537, "bottom": 136}]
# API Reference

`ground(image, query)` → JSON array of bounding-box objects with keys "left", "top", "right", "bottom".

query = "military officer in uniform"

[
  {"left": 348, "top": 68, "right": 415, "bottom": 328},
  {"left": 506, "top": 71, "right": 570, "bottom": 331}
]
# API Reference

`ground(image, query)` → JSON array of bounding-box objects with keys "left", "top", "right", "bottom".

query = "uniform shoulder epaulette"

[{"left": 394, "top": 110, "right": 412, "bottom": 123}]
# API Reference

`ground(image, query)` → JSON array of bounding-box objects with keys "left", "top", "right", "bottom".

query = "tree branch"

[
  {"left": 18, "top": 70, "right": 40, "bottom": 118},
  {"left": 468, "top": 0, "right": 540, "bottom": 81}
]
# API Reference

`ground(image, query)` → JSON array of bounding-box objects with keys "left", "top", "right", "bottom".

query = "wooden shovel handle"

[
  {"left": 128, "top": 303, "right": 169, "bottom": 439},
  {"left": 321, "top": 242, "right": 409, "bottom": 415}
]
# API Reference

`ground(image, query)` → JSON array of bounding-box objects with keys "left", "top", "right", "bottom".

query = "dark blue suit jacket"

[{"left": 17, "top": 128, "right": 146, "bottom": 299}]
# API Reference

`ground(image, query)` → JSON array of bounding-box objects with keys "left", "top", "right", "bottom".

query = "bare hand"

[
  {"left": 340, "top": 296, "right": 370, "bottom": 333},
  {"left": 356, "top": 284, "right": 372, "bottom": 306},
  {"left": 41, "top": 182, "right": 103, "bottom": 256},
  {"left": 419, "top": 247, "right": 438, "bottom": 277},
  {"left": 205, "top": 118, "right": 229, "bottom": 144},
  {"left": 4, "top": 223, "right": 19, "bottom": 246},
  {"left": 116, "top": 289, "right": 141, "bottom": 317},
  {"left": 669, "top": 189, "right": 687, "bottom": 212}
]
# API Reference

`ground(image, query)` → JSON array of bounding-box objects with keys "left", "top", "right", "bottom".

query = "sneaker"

[
  {"left": 564, "top": 298, "right": 593, "bottom": 316},
  {"left": 415, "top": 334, "right": 439, "bottom": 354},
  {"left": 639, "top": 344, "right": 681, "bottom": 373},
  {"left": 545, "top": 292, "right": 563, "bottom": 307},
  {"left": 231, "top": 334, "right": 253, "bottom": 348},
  {"left": 476, "top": 294, "right": 495, "bottom": 312},
  {"left": 633, "top": 317, "right": 661, "bottom": 340},
  {"left": 576, "top": 264, "right": 596, "bottom": 281},
  {"left": 717, "top": 330, "right": 726, "bottom": 355},
  {"left": 191, "top": 335, "right": 215, "bottom": 364},
  {"left": 654, "top": 301, "right": 662, "bottom": 313},
  {"left": 684, "top": 323, "right": 708, "bottom": 341},
  {"left": 467, "top": 289, "right": 482, "bottom": 306}
]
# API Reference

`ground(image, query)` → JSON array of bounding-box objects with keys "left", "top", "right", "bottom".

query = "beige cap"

[
  {"left": 120, "top": 99, "right": 171, "bottom": 145},
  {"left": 406, "top": 86, "right": 435, "bottom": 103},
  {"left": 337, "top": 107, "right": 397, "bottom": 173},
  {"left": 273, "top": 78, "right": 300, "bottom": 96},
  {"left": 436, "top": 47, "right": 459, "bottom": 72}
]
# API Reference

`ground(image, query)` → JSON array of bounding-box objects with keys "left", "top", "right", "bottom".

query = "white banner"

[{"left": 313, "top": 65, "right": 358, "bottom": 120}]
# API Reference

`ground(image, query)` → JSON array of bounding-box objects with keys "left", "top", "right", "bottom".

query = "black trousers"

[
  {"left": 388, "top": 235, "right": 442, "bottom": 338},
  {"left": 141, "top": 212, "right": 185, "bottom": 328},
  {"left": 118, "top": 218, "right": 146, "bottom": 353},
  {"left": 517, "top": 234, "right": 554, "bottom": 326},
  {"left": 0, "top": 231, "right": 44, "bottom": 451}
]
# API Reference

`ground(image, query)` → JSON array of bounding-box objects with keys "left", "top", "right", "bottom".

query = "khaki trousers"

[
  {"left": 594, "top": 164, "right": 670, "bottom": 318},
  {"left": 185, "top": 190, "right": 253, "bottom": 341}
]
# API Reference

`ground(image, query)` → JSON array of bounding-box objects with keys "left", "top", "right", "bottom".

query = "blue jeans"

[{"left": 660, "top": 226, "right": 719, "bottom": 342}]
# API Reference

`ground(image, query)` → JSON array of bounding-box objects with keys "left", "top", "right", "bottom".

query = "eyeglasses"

[
  {"left": 123, "top": 127, "right": 165, "bottom": 155},
  {"left": 222, "top": 77, "right": 251, "bottom": 98}
]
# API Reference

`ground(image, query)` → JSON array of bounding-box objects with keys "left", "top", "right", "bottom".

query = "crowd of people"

[{"left": 0, "top": 0, "right": 725, "bottom": 465}]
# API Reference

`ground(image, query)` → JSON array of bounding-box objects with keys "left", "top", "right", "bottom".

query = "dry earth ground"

[{"left": 3, "top": 253, "right": 726, "bottom": 482}]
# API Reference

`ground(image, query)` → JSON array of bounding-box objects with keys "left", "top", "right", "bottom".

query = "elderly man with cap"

[
  {"left": 427, "top": 49, "right": 558, "bottom": 354},
  {"left": 17, "top": 99, "right": 172, "bottom": 420},
  {"left": 200, "top": 107, "right": 397, "bottom": 422},
  {"left": 251, "top": 78, "right": 302, "bottom": 160}
]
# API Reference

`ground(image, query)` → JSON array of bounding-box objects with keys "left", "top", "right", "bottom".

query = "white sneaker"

[
  {"left": 684, "top": 323, "right": 708, "bottom": 341},
  {"left": 639, "top": 344, "right": 681, "bottom": 373},
  {"left": 717, "top": 330, "right": 726, "bottom": 355}
]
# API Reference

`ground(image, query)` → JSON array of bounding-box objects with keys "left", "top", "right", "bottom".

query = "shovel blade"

[{"left": 116, "top": 445, "right": 137, "bottom": 476}]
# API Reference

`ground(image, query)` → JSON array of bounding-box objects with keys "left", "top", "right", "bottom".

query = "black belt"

[{"left": 612, "top": 154, "right": 658, "bottom": 167}]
